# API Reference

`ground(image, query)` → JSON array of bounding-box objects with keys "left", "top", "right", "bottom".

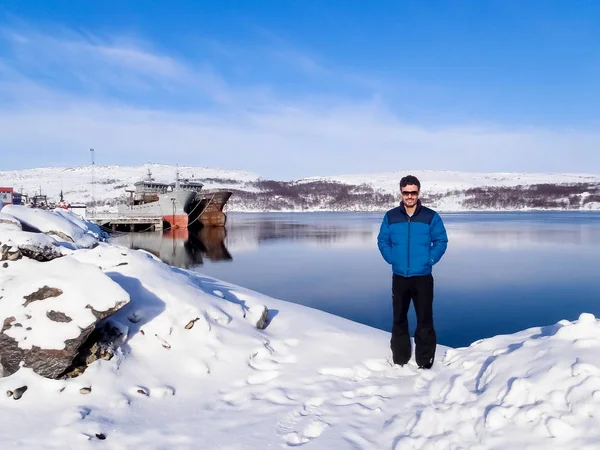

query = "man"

[{"left": 377, "top": 175, "right": 448, "bottom": 369}]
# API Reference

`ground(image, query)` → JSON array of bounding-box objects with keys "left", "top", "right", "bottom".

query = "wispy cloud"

[
  {"left": 0, "top": 23, "right": 599, "bottom": 178},
  {"left": 0, "top": 25, "right": 240, "bottom": 105}
]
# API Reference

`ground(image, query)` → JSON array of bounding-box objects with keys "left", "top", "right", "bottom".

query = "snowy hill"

[
  {"left": 2, "top": 206, "right": 600, "bottom": 448},
  {"left": 315, "top": 169, "right": 600, "bottom": 196},
  {"left": 1, "top": 165, "right": 600, "bottom": 211}
]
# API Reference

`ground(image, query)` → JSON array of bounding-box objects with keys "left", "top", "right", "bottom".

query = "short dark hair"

[{"left": 400, "top": 175, "right": 421, "bottom": 190}]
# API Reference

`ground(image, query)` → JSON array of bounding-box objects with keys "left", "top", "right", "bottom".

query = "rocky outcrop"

[
  {"left": 0, "top": 224, "right": 63, "bottom": 262},
  {"left": 1, "top": 205, "right": 98, "bottom": 248},
  {"left": 0, "top": 257, "right": 130, "bottom": 379},
  {"left": 18, "top": 241, "right": 63, "bottom": 261},
  {"left": 61, "top": 322, "right": 126, "bottom": 378},
  {"left": 0, "top": 244, "right": 21, "bottom": 261}
]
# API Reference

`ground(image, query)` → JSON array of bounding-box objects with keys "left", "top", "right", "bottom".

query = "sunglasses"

[{"left": 401, "top": 190, "right": 419, "bottom": 197}]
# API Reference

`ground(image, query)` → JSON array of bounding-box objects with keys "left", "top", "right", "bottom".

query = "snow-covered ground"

[
  {"left": 311, "top": 170, "right": 600, "bottom": 195},
  {"left": 1, "top": 206, "right": 600, "bottom": 449},
  {"left": 2, "top": 164, "right": 599, "bottom": 212}
]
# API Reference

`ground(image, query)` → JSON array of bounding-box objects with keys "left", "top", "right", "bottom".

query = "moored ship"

[
  {"left": 118, "top": 171, "right": 195, "bottom": 229},
  {"left": 118, "top": 169, "right": 232, "bottom": 229},
  {"left": 179, "top": 179, "right": 232, "bottom": 228}
]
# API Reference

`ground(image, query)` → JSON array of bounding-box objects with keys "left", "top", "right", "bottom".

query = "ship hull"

[
  {"left": 187, "top": 191, "right": 232, "bottom": 228},
  {"left": 118, "top": 190, "right": 195, "bottom": 229}
]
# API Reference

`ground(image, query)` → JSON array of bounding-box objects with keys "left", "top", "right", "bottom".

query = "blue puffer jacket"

[{"left": 377, "top": 201, "right": 448, "bottom": 277}]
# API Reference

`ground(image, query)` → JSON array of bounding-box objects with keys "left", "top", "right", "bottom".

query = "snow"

[
  {"left": 2, "top": 214, "right": 600, "bottom": 448},
  {"left": 2, "top": 205, "right": 99, "bottom": 248},
  {"left": 0, "top": 211, "right": 22, "bottom": 229},
  {"left": 314, "top": 169, "right": 600, "bottom": 195},
  {"left": 1, "top": 256, "right": 130, "bottom": 350},
  {"left": 1, "top": 164, "right": 599, "bottom": 212},
  {"left": 0, "top": 163, "right": 259, "bottom": 205},
  {"left": 0, "top": 223, "right": 61, "bottom": 254}
]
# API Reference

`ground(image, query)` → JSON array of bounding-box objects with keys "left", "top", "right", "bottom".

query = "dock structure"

[{"left": 88, "top": 213, "right": 164, "bottom": 232}]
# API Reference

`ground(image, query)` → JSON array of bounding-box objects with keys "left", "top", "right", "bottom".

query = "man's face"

[{"left": 401, "top": 184, "right": 420, "bottom": 208}]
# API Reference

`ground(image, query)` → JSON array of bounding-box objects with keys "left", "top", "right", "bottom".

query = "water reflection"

[
  {"left": 111, "top": 212, "right": 600, "bottom": 348},
  {"left": 224, "top": 218, "right": 377, "bottom": 252},
  {"left": 225, "top": 211, "right": 600, "bottom": 249},
  {"left": 112, "top": 227, "right": 232, "bottom": 268},
  {"left": 201, "top": 212, "right": 600, "bottom": 348}
]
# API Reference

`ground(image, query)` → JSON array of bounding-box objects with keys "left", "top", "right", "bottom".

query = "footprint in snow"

[
  {"left": 246, "top": 370, "right": 279, "bottom": 385},
  {"left": 283, "top": 420, "right": 329, "bottom": 446},
  {"left": 277, "top": 398, "right": 329, "bottom": 446}
]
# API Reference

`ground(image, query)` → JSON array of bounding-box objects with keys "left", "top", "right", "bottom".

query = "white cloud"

[
  {"left": 1, "top": 100, "right": 600, "bottom": 178},
  {"left": 0, "top": 25, "right": 599, "bottom": 178}
]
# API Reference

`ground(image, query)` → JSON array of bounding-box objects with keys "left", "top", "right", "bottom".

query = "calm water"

[{"left": 112, "top": 212, "right": 600, "bottom": 348}]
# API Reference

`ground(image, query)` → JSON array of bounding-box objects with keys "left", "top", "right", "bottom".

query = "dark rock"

[
  {"left": 0, "top": 330, "right": 91, "bottom": 379},
  {"left": 95, "top": 433, "right": 106, "bottom": 440},
  {"left": 80, "top": 387, "right": 92, "bottom": 395},
  {"left": 0, "top": 244, "right": 21, "bottom": 261},
  {"left": 19, "top": 244, "right": 62, "bottom": 262},
  {"left": 2, "top": 317, "right": 15, "bottom": 332},
  {"left": 1, "top": 238, "right": 62, "bottom": 262},
  {"left": 2, "top": 262, "right": 7, "bottom": 268},
  {"left": 46, "top": 311, "right": 72, "bottom": 323},
  {"left": 61, "top": 323, "right": 125, "bottom": 379},
  {"left": 116, "top": 262, "right": 128, "bottom": 267},
  {"left": 248, "top": 305, "right": 269, "bottom": 330},
  {"left": 23, "top": 286, "right": 63, "bottom": 307},
  {"left": 185, "top": 318, "right": 199, "bottom": 330},
  {"left": 6, "top": 390, "right": 13, "bottom": 397},
  {"left": 1, "top": 319, "right": 125, "bottom": 380},
  {"left": 12, "top": 386, "right": 27, "bottom": 400}
]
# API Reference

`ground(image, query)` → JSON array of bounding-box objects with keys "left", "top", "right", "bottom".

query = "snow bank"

[
  {"left": 1, "top": 213, "right": 599, "bottom": 448},
  {"left": 0, "top": 212, "right": 21, "bottom": 229},
  {"left": 0, "top": 223, "right": 62, "bottom": 261},
  {"left": 1, "top": 205, "right": 98, "bottom": 248}
]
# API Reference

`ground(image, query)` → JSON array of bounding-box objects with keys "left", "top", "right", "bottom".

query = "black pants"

[{"left": 391, "top": 274, "right": 436, "bottom": 368}]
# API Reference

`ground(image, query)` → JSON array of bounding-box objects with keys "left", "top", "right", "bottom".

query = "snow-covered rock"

[
  {"left": 0, "top": 223, "right": 63, "bottom": 262},
  {"left": 0, "top": 212, "right": 21, "bottom": 229},
  {"left": 1, "top": 205, "right": 98, "bottom": 248},
  {"left": 247, "top": 304, "right": 269, "bottom": 329},
  {"left": 0, "top": 256, "right": 130, "bottom": 378}
]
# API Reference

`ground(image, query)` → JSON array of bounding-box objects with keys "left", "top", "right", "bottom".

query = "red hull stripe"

[{"left": 163, "top": 214, "right": 188, "bottom": 229}]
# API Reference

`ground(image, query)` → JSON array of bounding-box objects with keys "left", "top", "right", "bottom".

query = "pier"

[{"left": 88, "top": 213, "right": 164, "bottom": 232}]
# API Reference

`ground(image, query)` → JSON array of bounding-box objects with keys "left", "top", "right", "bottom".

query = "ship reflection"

[{"left": 113, "top": 227, "right": 232, "bottom": 268}]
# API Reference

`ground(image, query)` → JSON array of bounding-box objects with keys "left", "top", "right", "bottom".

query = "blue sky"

[{"left": 1, "top": 1, "right": 599, "bottom": 178}]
